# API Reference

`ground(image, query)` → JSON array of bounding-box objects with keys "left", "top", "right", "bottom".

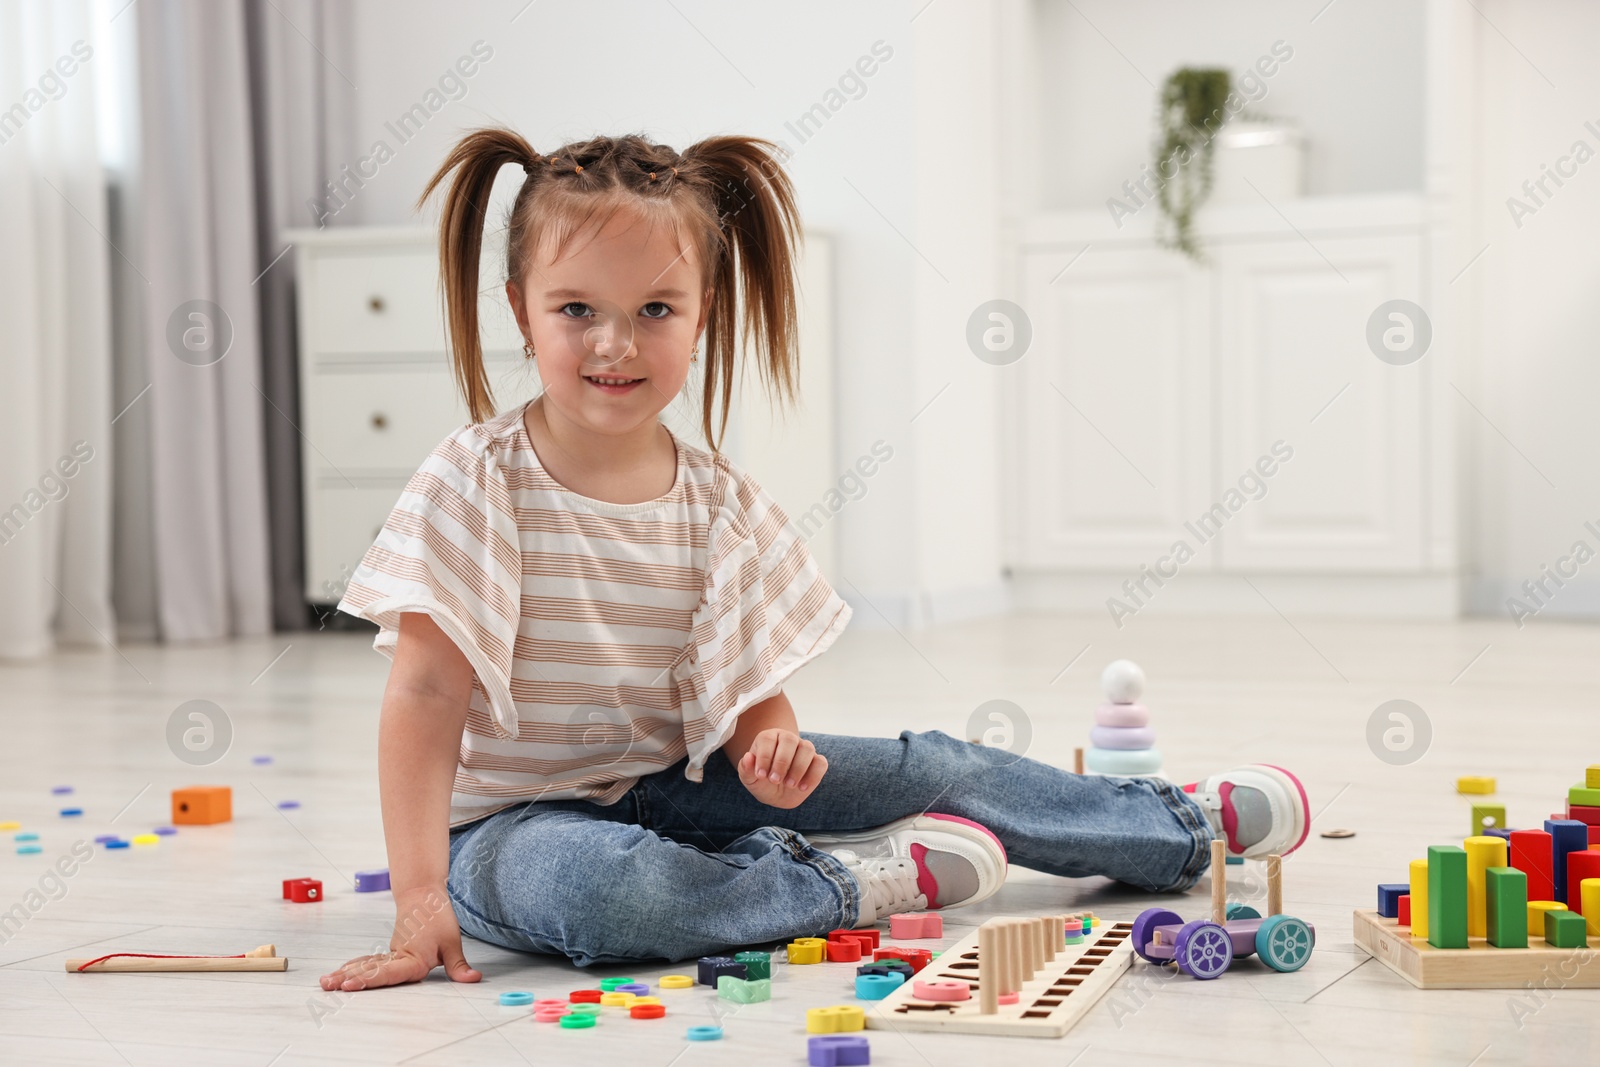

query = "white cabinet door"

[
  {"left": 1013, "top": 246, "right": 1212, "bottom": 568},
  {"left": 1212, "top": 233, "right": 1425, "bottom": 570}
]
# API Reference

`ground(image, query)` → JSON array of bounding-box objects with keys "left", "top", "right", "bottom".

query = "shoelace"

[{"left": 835, "top": 850, "right": 926, "bottom": 921}]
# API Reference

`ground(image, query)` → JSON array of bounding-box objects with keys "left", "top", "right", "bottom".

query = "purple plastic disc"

[
  {"left": 354, "top": 868, "right": 391, "bottom": 892},
  {"left": 252, "top": 755, "right": 274, "bottom": 765},
  {"left": 276, "top": 800, "right": 300, "bottom": 810},
  {"left": 152, "top": 826, "right": 178, "bottom": 836},
  {"left": 94, "top": 834, "right": 120, "bottom": 844},
  {"left": 51, "top": 786, "right": 73, "bottom": 795}
]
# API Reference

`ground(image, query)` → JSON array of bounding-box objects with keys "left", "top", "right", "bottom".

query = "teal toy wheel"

[
  {"left": 1255, "top": 914, "right": 1314, "bottom": 972},
  {"left": 1226, "top": 903, "right": 1260, "bottom": 921}
]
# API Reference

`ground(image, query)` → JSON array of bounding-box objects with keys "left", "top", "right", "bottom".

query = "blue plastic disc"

[
  {"left": 59, "top": 808, "right": 83, "bottom": 817},
  {"left": 16, "top": 844, "right": 42, "bottom": 855},
  {"left": 104, "top": 839, "right": 130, "bottom": 849},
  {"left": 498, "top": 991, "right": 534, "bottom": 1006},
  {"left": 686, "top": 1026, "right": 723, "bottom": 1041}
]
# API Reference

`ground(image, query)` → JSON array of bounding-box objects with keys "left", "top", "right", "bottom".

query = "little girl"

[{"left": 319, "top": 127, "right": 1311, "bottom": 991}]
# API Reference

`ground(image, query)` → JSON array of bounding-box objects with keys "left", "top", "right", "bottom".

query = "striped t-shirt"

[{"left": 337, "top": 400, "right": 852, "bottom": 827}]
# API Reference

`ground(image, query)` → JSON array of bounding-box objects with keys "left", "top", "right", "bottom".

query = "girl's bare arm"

[{"left": 319, "top": 611, "right": 483, "bottom": 990}]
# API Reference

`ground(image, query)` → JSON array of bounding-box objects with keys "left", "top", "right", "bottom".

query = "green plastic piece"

[
  {"left": 733, "top": 951, "right": 770, "bottom": 980},
  {"left": 716, "top": 975, "right": 772, "bottom": 1003},
  {"left": 1485, "top": 866, "right": 1528, "bottom": 948},
  {"left": 1471, "top": 803, "right": 1507, "bottom": 836},
  {"left": 559, "top": 1013, "right": 597, "bottom": 1028},
  {"left": 1427, "top": 845, "right": 1469, "bottom": 949},
  {"left": 568, "top": 1004, "right": 602, "bottom": 1015},
  {"left": 1226, "top": 903, "right": 1261, "bottom": 921},
  {"left": 1545, "top": 909, "right": 1588, "bottom": 948},
  {"left": 598, "top": 977, "right": 636, "bottom": 992},
  {"left": 1570, "top": 785, "right": 1600, "bottom": 807}
]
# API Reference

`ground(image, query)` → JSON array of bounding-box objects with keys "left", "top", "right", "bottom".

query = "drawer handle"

[
  {"left": 370, "top": 412, "right": 388, "bottom": 430},
  {"left": 368, "top": 295, "right": 385, "bottom": 313}
]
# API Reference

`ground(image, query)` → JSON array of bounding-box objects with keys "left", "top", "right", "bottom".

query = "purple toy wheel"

[
  {"left": 1131, "top": 908, "right": 1183, "bottom": 963},
  {"left": 1173, "top": 920, "right": 1234, "bottom": 979}
]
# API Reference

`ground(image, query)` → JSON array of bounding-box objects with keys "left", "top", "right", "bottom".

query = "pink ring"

[{"left": 911, "top": 979, "right": 971, "bottom": 1001}]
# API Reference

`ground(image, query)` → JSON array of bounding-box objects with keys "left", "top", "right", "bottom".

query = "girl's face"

[{"left": 508, "top": 206, "right": 710, "bottom": 437}]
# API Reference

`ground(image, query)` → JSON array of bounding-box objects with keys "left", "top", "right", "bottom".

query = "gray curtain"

[{"left": 110, "top": 0, "right": 349, "bottom": 639}]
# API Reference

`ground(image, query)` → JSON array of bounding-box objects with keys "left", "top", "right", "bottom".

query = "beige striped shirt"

[{"left": 337, "top": 400, "right": 852, "bottom": 827}]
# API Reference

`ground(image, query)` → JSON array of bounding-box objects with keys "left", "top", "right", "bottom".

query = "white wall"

[
  {"left": 322, "top": 0, "right": 1004, "bottom": 629},
  {"left": 1032, "top": 0, "right": 1427, "bottom": 209},
  {"left": 1463, "top": 0, "right": 1600, "bottom": 623}
]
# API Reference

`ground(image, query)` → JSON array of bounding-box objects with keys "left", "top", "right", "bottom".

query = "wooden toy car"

[{"left": 1131, "top": 843, "right": 1316, "bottom": 978}]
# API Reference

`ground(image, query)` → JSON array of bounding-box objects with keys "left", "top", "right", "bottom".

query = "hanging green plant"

[{"left": 1154, "top": 67, "right": 1232, "bottom": 262}]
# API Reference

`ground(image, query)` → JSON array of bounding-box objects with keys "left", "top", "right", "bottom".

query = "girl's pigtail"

[
  {"left": 682, "top": 137, "right": 803, "bottom": 451},
  {"left": 417, "top": 127, "right": 539, "bottom": 424}
]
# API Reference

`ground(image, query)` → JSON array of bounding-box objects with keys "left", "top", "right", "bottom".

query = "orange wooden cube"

[{"left": 172, "top": 786, "right": 232, "bottom": 825}]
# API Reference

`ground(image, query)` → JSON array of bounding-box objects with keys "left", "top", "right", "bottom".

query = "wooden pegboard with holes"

[{"left": 864, "top": 915, "right": 1136, "bottom": 1038}]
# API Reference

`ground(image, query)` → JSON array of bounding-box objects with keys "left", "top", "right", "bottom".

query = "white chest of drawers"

[{"left": 284, "top": 225, "right": 528, "bottom": 605}]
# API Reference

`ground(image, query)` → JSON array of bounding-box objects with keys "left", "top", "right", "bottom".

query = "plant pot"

[{"left": 1208, "top": 120, "right": 1305, "bottom": 205}]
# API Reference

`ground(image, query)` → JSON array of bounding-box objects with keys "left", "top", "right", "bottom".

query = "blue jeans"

[{"left": 446, "top": 728, "right": 1213, "bottom": 966}]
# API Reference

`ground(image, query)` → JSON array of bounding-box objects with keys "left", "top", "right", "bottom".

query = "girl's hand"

[
  {"left": 736, "top": 728, "right": 827, "bottom": 809},
  {"left": 318, "top": 885, "right": 481, "bottom": 991}
]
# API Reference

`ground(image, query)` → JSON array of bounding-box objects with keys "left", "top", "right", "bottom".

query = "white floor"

[{"left": 2, "top": 611, "right": 1598, "bottom": 1066}]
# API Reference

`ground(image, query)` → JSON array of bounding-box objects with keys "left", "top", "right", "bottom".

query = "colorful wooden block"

[
  {"left": 1591, "top": 826, "right": 1600, "bottom": 847},
  {"left": 1566, "top": 850, "right": 1600, "bottom": 915},
  {"left": 1409, "top": 858, "right": 1430, "bottom": 939},
  {"left": 829, "top": 928, "right": 880, "bottom": 949},
  {"left": 1546, "top": 819, "right": 1589, "bottom": 903},
  {"left": 888, "top": 913, "right": 943, "bottom": 939},
  {"left": 717, "top": 975, "right": 771, "bottom": 1003},
  {"left": 857, "top": 961, "right": 913, "bottom": 979},
  {"left": 1376, "top": 883, "right": 1410, "bottom": 919},
  {"left": 171, "top": 786, "right": 231, "bottom": 825},
  {"left": 1397, "top": 894, "right": 1411, "bottom": 926},
  {"left": 1470, "top": 804, "right": 1507, "bottom": 835},
  {"left": 1464, "top": 835, "right": 1508, "bottom": 939},
  {"left": 696, "top": 957, "right": 745, "bottom": 987},
  {"left": 806, "top": 1005, "right": 866, "bottom": 1033},
  {"left": 1570, "top": 785, "right": 1600, "bottom": 808},
  {"left": 1485, "top": 866, "right": 1528, "bottom": 948},
  {"left": 1587, "top": 765, "right": 1600, "bottom": 790},
  {"left": 788, "top": 938, "right": 827, "bottom": 965},
  {"left": 732, "top": 951, "right": 770, "bottom": 980},
  {"left": 1545, "top": 909, "right": 1588, "bottom": 948},
  {"left": 1583, "top": 879, "right": 1600, "bottom": 937},
  {"left": 281, "top": 878, "right": 322, "bottom": 903},
  {"left": 1427, "top": 845, "right": 1468, "bottom": 949},
  {"left": 872, "top": 947, "right": 932, "bottom": 974},
  {"left": 808, "top": 1035, "right": 871, "bottom": 1067},
  {"left": 1528, "top": 900, "right": 1567, "bottom": 931},
  {"left": 854, "top": 973, "right": 904, "bottom": 1000},
  {"left": 1457, "top": 776, "right": 1496, "bottom": 795},
  {"left": 826, "top": 938, "right": 862, "bottom": 963},
  {"left": 1509, "top": 829, "right": 1556, "bottom": 902},
  {"left": 1566, "top": 804, "right": 1600, "bottom": 826}
]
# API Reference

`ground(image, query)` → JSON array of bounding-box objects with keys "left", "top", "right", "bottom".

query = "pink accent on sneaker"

[
  {"left": 910, "top": 842, "right": 939, "bottom": 907},
  {"left": 1181, "top": 782, "right": 1197, "bottom": 793},
  {"left": 1261, "top": 763, "right": 1312, "bottom": 854},
  {"left": 1218, "top": 781, "right": 1242, "bottom": 855},
  {"left": 924, "top": 812, "right": 1009, "bottom": 864}
]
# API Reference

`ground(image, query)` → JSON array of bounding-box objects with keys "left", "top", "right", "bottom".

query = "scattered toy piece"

[
  {"left": 788, "top": 937, "right": 826, "bottom": 964},
  {"left": 658, "top": 975, "right": 693, "bottom": 989},
  {"left": 51, "top": 786, "right": 73, "bottom": 795},
  {"left": 252, "top": 755, "right": 273, "bottom": 765},
  {"left": 733, "top": 950, "right": 770, "bottom": 979},
  {"left": 67, "top": 944, "right": 284, "bottom": 972},
  {"left": 59, "top": 808, "right": 83, "bottom": 817},
  {"left": 17, "top": 844, "right": 42, "bottom": 855},
  {"left": 630, "top": 1003, "right": 666, "bottom": 1019},
  {"left": 354, "top": 869, "right": 390, "bottom": 892},
  {"left": 152, "top": 826, "right": 177, "bottom": 836},
  {"left": 806, "top": 1005, "right": 866, "bottom": 1033},
  {"left": 809, "top": 1035, "right": 870, "bottom": 1067},
  {"left": 277, "top": 800, "right": 301, "bottom": 810},
  {"left": 172, "top": 786, "right": 231, "bottom": 825},
  {"left": 14, "top": 832, "right": 39, "bottom": 842},
  {"left": 559, "top": 1013, "right": 596, "bottom": 1029},
  {"left": 854, "top": 974, "right": 903, "bottom": 1000},
  {"left": 614, "top": 982, "right": 649, "bottom": 995},
  {"left": 1457, "top": 776, "right": 1496, "bottom": 795},
  {"left": 888, "top": 913, "right": 942, "bottom": 939},
  {"left": 569, "top": 989, "right": 603, "bottom": 1003},
  {"left": 1321, "top": 829, "right": 1355, "bottom": 839},
  {"left": 498, "top": 991, "right": 534, "bottom": 1006},
  {"left": 0, "top": 822, "right": 18, "bottom": 832},
  {"left": 131, "top": 834, "right": 159, "bottom": 846},
  {"left": 717, "top": 975, "right": 771, "bottom": 1003},
  {"left": 104, "top": 840, "right": 129, "bottom": 850},
  {"left": 282, "top": 878, "right": 322, "bottom": 903}
]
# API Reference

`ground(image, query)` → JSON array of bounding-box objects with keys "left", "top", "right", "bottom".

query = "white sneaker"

[
  {"left": 1182, "top": 763, "right": 1311, "bottom": 860},
  {"left": 806, "top": 813, "right": 1009, "bottom": 928}
]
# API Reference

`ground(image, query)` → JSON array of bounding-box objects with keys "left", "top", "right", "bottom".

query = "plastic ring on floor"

[
  {"left": 686, "top": 1025, "right": 722, "bottom": 1041},
  {"left": 630, "top": 1003, "right": 666, "bottom": 1019},
  {"left": 498, "top": 992, "right": 534, "bottom": 1006},
  {"left": 558, "top": 1013, "right": 597, "bottom": 1029},
  {"left": 659, "top": 974, "right": 695, "bottom": 989}
]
